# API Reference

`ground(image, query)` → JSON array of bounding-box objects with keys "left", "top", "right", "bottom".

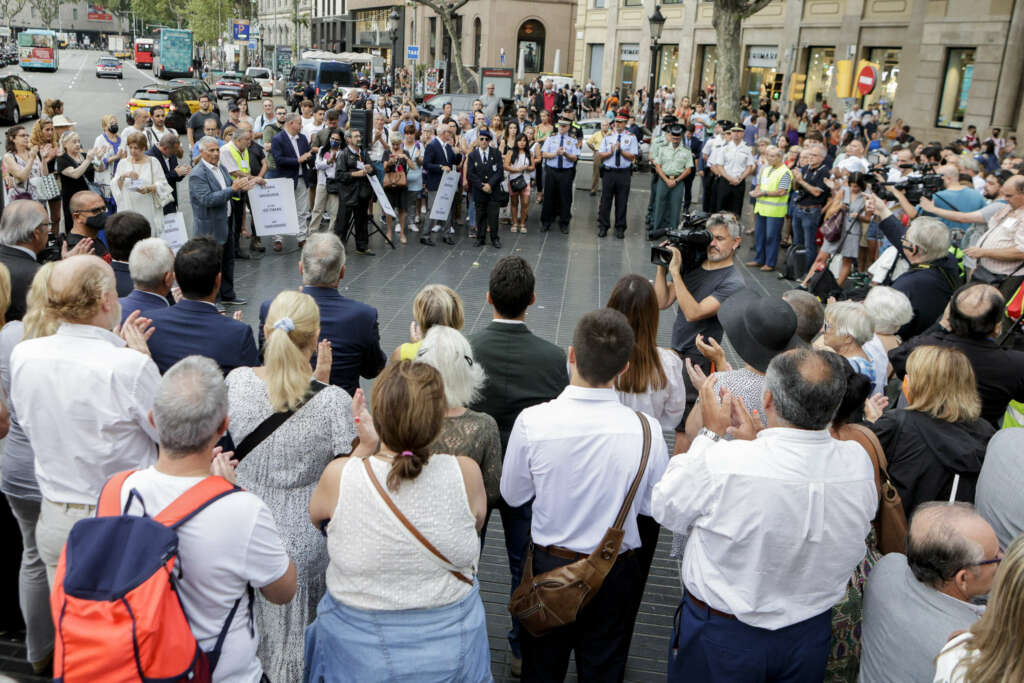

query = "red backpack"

[{"left": 51, "top": 470, "right": 248, "bottom": 682}]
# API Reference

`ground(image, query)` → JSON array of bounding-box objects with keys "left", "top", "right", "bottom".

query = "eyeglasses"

[
  {"left": 74, "top": 207, "right": 106, "bottom": 216},
  {"left": 966, "top": 548, "right": 1005, "bottom": 568}
]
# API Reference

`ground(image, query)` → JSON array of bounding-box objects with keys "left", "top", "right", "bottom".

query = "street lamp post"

[
  {"left": 388, "top": 8, "right": 400, "bottom": 92},
  {"left": 645, "top": 5, "right": 665, "bottom": 132}
]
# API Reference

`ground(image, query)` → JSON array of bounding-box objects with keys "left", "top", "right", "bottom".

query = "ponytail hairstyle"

[
  {"left": 370, "top": 360, "right": 446, "bottom": 491},
  {"left": 23, "top": 262, "right": 59, "bottom": 339},
  {"left": 262, "top": 290, "right": 320, "bottom": 412}
]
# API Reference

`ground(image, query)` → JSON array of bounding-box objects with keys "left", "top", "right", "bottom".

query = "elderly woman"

[
  {"left": 55, "top": 131, "right": 98, "bottom": 232},
  {"left": 92, "top": 114, "right": 126, "bottom": 207},
  {"left": 390, "top": 284, "right": 464, "bottom": 362},
  {"left": 862, "top": 286, "right": 913, "bottom": 390},
  {"left": 821, "top": 301, "right": 883, "bottom": 393},
  {"left": 415, "top": 325, "right": 501, "bottom": 510},
  {"left": 112, "top": 132, "right": 171, "bottom": 236}
]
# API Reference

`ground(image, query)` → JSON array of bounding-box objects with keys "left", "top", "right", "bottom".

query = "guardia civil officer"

[
  {"left": 540, "top": 118, "right": 580, "bottom": 234},
  {"left": 597, "top": 114, "right": 638, "bottom": 238}
]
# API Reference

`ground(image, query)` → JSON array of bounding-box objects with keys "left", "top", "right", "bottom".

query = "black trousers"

[
  {"left": 598, "top": 168, "right": 631, "bottom": 234},
  {"left": 715, "top": 179, "right": 746, "bottom": 219},
  {"left": 681, "top": 172, "right": 696, "bottom": 213},
  {"left": 541, "top": 167, "right": 574, "bottom": 229},
  {"left": 475, "top": 195, "right": 500, "bottom": 240},
  {"left": 336, "top": 198, "right": 370, "bottom": 251},
  {"left": 521, "top": 547, "right": 642, "bottom": 682},
  {"left": 230, "top": 197, "right": 245, "bottom": 250},
  {"left": 218, "top": 229, "right": 236, "bottom": 300},
  {"left": 701, "top": 173, "right": 717, "bottom": 213}
]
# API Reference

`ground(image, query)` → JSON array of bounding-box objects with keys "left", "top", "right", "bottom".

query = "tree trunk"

[
  {"left": 438, "top": 10, "right": 474, "bottom": 93},
  {"left": 712, "top": 6, "right": 743, "bottom": 123}
]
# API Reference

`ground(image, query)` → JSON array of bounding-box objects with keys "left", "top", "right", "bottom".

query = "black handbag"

[
  {"left": 232, "top": 381, "right": 326, "bottom": 462},
  {"left": 510, "top": 175, "right": 527, "bottom": 193}
]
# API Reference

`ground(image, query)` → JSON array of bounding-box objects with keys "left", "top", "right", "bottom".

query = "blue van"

[{"left": 287, "top": 59, "right": 355, "bottom": 101}]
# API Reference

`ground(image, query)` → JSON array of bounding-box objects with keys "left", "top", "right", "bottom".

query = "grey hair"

[
  {"left": 906, "top": 217, "right": 951, "bottom": 262},
  {"left": 415, "top": 325, "right": 485, "bottom": 409},
  {"left": 301, "top": 232, "right": 345, "bottom": 286},
  {"left": 152, "top": 355, "right": 228, "bottom": 455},
  {"left": 706, "top": 212, "right": 741, "bottom": 238},
  {"left": 907, "top": 502, "right": 987, "bottom": 589},
  {"left": 763, "top": 348, "right": 847, "bottom": 430},
  {"left": 825, "top": 301, "right": 876, "bottom": 345},
  {"left": 198, "top": 136, "right": 220, "bottom": 151},
  {"left": 0, "top": 199, "right": 47, "bottom": 246},
  {"left": 864, "top": 286, "right": 914, "bottom": 335},
  {"left": 133, "top": 108, "right": 148, "bottom": 121},
  {"left": 59, "top": 130, "right": 80, "bottom": 148},
  {"left": 128, "top": 237, "right": 174, "bottom": 291},
  {"left": 781, "top": 290, "right": 824, "bottom": 343},
  {"left": 284, "top": 113, "right": 301, "bottom": 125},
  {"left": 958, "top": 157, "right": 980, "bottom": 174},
  {"left": 158, "top": 131, "right": 179, "bottom": 148}
]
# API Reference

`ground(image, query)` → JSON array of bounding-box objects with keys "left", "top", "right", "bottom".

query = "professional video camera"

[
  {"left": 651, "top": 212, "right": 712, "bottom": 273},
  {"left": 866, "top": 163, "right": 944, "bottom": 204}
]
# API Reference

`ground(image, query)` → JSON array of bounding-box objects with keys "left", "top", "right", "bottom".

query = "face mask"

[
  {"left": 330, "top": 139, "right": 341, "bottom": 148},
  {"left": 85, "top": 213, "right": 107, "bottom": 230},
  {"left": 109, "top": 123, "right": 119, "bottom": 134}
]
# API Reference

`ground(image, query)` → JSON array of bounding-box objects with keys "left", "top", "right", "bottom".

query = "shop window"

[
  {"left": 698, "top": 45, "right": 717, "bottom": 96},
  {"left": 594, "top": 0, "right": 605, "bottom": 7},
  {"left": 517, "top": 20, "right": 544, "bottom": 73},
  {"left": 862, "top": 47, "right": 900, "bottom": 117},
  {"left": 936, "top": 48, "right": 974, "bottom": 129},
  {"left": 656, "top": 44, "right": 678, "bottom": 88},
  {"left": 804, "top": 46, "right": 835, "bottom": 105},
  {"left": 588, "top": 44, "right": 604, "bottom": 85}
]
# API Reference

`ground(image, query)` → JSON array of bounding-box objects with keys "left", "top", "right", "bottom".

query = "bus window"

[{"left": 318, "top": 64, "right": 354, "bottom": 88}]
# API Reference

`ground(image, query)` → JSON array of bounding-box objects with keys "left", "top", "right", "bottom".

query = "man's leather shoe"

[
  {"left": 541, "top": 224, "right": 551, "bottom": 232},
  {"left": 559, "top": 225, "right": 569, "bottom": 234},
  {"left": 491, "top": 237, "right": 501, "bottom": 249},
  {"left": 443, "top": 234, "right": 456, "bottom": 245},
  {"left": 615, "top": 231, "right": 625, "bottom": 239},
  {"left": 222, "top": 296, "right": 247, "bottom": 305},
  {"left": 234, "top": 250, "right": 251, "bottom": 259},
  {"left": 355, "top": 248, "right": 376, "bottom": 256},
  {"left": 598, "top": 229, "right": 608, "bottom": 238},
  {"left": 420, "top": 236, "right": 436, "bottom": 246},
  {"left": 475, "top": 238, "right": 486, "bottom": 247}
]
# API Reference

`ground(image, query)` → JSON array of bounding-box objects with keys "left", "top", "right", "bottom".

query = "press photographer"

[{"left": 653, "top": 211, "right": 745, "bottom": 451}]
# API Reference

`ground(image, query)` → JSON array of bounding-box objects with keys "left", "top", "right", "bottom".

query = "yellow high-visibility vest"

[
  {"left": 224, "top": 144, "right": 250, "bottom": 202},
  {"left": 754, "top": 164, "right": 792, "bottom": 218}
]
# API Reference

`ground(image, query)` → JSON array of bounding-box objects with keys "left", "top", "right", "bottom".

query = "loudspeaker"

[{"left": 349, "top": 108, "right": 372, "bottom": 153}]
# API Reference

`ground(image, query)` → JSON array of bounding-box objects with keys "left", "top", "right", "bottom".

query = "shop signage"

[
  {"left": 747, "top": 45, "right": 778, "bottom": 69},
  {"left": 620, "top": 44, "right": 640, "bottom": 61},
  {"left": 856, "top": 64, "right": 877, "bottom": 95}
]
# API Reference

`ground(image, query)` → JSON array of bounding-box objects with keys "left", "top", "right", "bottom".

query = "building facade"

[
  {"left": 9, "top": 2, "right": 131, "bottom": 43},
  {"left": 258, "top": 0, "right": 313, "bottom": 57},
  {"left": 573, "top": 0, "right": 1024, "bottom": 140}
]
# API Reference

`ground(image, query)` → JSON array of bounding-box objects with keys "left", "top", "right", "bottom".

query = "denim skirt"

[{"left": 303, "top": 581, "right": 492, "bottom": 683}]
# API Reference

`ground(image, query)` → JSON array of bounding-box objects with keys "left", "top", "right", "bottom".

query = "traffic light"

[
  {"left": 835, "top": 59, "right": 854, "bottom": 99},
  {"left": 771, "top": 73, "right": 785, "bottom": 100},
  {"left": 789, "top": 73, "right": 806, "bottom": 101}
]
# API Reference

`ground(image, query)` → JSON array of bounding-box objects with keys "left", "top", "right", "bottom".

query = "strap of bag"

[
  {"left": 233, "top": 380, "right": 326, "bottom": 462},
  {"left": 154, "top": 475, "right": 240, "bottom": 529},
  {"left": 612, "top": 411, "right": 653, "bottom": 530},
  {"left": 97, "top": 470, "right": 137, "bottom": 517},
  {"left": 361, "top": 457, "right": 474, "bottom": 585},
  {"left": 845, "top": 423, "right": 892, "bottom": 499}
]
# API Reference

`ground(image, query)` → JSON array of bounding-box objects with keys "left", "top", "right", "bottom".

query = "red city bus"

[{"left": 134, "top": 39, "right": 154, "bottom": 68}]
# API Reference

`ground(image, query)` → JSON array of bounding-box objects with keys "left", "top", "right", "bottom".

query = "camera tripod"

[{"left": 337, "top": 207, "right": 395, "bottom": 250}]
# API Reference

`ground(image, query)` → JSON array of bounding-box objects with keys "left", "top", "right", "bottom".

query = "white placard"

[
  {"left": 429, "top": 170, "right": 461, "bottom": 221},
  {"left": 161, "top": 213, "right": 187, "bottom": 253},
  {"left": 248, "top": 178, "right": 300, "bottom": 236},
  {"left": 367, "top": 175, "right": 397, "bottom": 218}
]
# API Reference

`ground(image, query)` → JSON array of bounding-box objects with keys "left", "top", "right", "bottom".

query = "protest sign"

[{"left": 249, "top": 178, "right": 300, "bottom": 236}]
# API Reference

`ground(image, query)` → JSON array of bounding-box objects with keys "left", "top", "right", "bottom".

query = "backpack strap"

[
  {"left": 153, "top": 476, "right": 241, "bottom": 529},
  {"left": 96, "top": 470, "right": 137, "bottom": 517}
]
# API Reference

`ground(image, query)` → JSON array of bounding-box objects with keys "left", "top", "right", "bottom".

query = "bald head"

[
  {"left": 47, "top": 255, "right": 118, "bottom": 328},
  {"left": 907, "top": 502, "right": 999, "bottom": 598},
  {"left": 949, "top": 283, "right": 1004, "bottom": 339}
]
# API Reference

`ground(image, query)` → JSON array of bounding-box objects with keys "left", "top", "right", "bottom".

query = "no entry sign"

[{"left": 857, "top": 64, "right": 877, "bottom": 96}]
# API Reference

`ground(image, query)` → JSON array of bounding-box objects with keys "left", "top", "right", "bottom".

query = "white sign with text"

[
  {"left": 429, "top": 170, "right": 461, "bottom": 221},
  {"left": 161, "top": 213, "right": 188, "bottom": 253},
  {"left": 249, "top": 178, "right": 300, "bottom": 236},
  {"left": 368, "top": 175, "right": 397, "bottom": 218}
]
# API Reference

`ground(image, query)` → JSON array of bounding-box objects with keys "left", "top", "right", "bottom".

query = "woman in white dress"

[{"left": 111, "top": 131, "right": 171, "bottom": 236}]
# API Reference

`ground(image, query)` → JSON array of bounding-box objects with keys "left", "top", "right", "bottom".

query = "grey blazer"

[{"left": 188, "top": 161, "right": 235, "bottom": 244}]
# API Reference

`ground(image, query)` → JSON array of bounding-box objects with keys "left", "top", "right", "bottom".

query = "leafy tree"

[
  {"left": 711, "top": 0, "right": 773, "bottom": 122},
  {"left": 409, "top": 0, "right": 475, "bottom": 93},
  {"left": 0, "top": 0, "right": 29, "bottom": 31},
  {"left": 31, "top": 0, "right": 64, "bottom": 27}
]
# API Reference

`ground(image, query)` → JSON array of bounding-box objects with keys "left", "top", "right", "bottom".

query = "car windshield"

[
  {"left": 247, "top": 68, "right": 270, "bottom": 79},
  {"left": 99, "top": 59, "right": 119, "bottom": 66},
  {"left": 319, "top": 64, "right": 353, "bottom": 87},
  {"left": 132, "top": 89, "right": 170, "bottom": 101}
]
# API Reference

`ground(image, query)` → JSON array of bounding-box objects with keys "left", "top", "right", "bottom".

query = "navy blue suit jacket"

[
  {"left": 146, "top": 299, "right": 258, "bottom": 374},
  {"left": 267, "top": 130, "right": 310, "bottom": 184},
  {"left": 111, "top": 260, "right": 133, "bottom": 297},
  {"left": 119, "top": 289, "right": 171, "bottom": 324},
  {"left": 423, "top": 138, "right": 460, "bottom": 191},
  {"left": 466, "top": 147, "right": 504, "bottom": 204},
  {"left": 258, "top": 286, "right": 387, "bottom": 395}
]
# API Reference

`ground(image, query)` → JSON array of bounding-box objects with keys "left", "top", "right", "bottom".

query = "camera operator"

[
  {"left": 653, "top": 212, "right": 745, "bottom": 452},
  {"left": 918, "top": 169, "right": 1013, "bottom": 231},
  {"left": 909, "top": 164, "right": 986, "bottom": 232}
]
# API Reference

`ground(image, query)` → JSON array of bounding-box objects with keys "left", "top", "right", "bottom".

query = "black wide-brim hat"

[{"left": 719, "top": 289, "right": 803, "bottom": 373}]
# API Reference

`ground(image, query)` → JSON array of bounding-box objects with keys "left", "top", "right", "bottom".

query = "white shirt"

[
  {"left": 613, "top": 348, "right": 687, "bottom": 432},
  {"left": 252, "top": 113, "right": 272, "bottom": 134},
  {"left": 835, "top": 155, "right": 870, "bottom": 175},
  {"left": 11, "top": 323, "right": 160, "bottom": 504},
  {"left": 120, "top": 468, "right": 290, "bottom": 683},
  {"left": 709, "top": 140, "right": 756, "bottom": 178},
  {"left": 288, "top": 133, "right": 303, "bottom": 161},
  {"left": 202, "top": 159, "right": 230, "bottom": 216},
  {"left": 120, "top": 125, "right": 146, "bottom": 143},
  {"left": 145, "top": 125, "right": 169, "bottom": 149},
  {"left": 932, "top": 632, "right": 974, "bottom": 683},
  {"left": 652, "top": 428, "right": 877, "bottom": 629},
  {"left": 302, "top": 120, "right": 323, "bottom": 140},
  {"left": 500, "top": 385, "right": 669, "bottom": 553}
]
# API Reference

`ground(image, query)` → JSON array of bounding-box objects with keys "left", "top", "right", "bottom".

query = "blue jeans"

[
  {"left": 499, "top": 499, "right": 533, "bottom": 659},
  {"left": 754, "top": 214, "right": 784, "bottom": 268},
  {"left": 792, "top": 205, "right": 822, "bottom": 270}
]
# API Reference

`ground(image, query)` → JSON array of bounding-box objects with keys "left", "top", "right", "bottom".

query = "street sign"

[
  {"left": 856, "top": 64, "right": 877, "bottom": 95},
  {"left": 407, "top": 45, "right": 419, "bottom": 60},
  {"left": 249, "top": 39, "right": 257, "bottom": 51},
  {"left": 232, "top": 19, "right": 249, "bottom": 41},
  {"left": 499, "top": 47, "right": 505, "bottom": 65}
]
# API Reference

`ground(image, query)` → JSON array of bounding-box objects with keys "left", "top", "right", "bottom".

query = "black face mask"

[
  {"left": 85, "top": 213, "right": 107, "bottom": 230},
  {"left": 108, "top": 123, "right": 119, "bottom": 134}
]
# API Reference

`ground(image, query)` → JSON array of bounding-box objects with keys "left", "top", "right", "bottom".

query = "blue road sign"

[{"left": 407, "top": 45, "right": 419, "bottom": 60}]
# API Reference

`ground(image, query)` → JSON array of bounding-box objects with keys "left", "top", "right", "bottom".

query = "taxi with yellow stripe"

[{"left": 125, "top": 83, "right": 202, "bottom": 135}]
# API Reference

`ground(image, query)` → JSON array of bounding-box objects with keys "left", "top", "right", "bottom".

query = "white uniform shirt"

[
  {"left": 500, "top": 385, "right": 669, "bottom": 554},
  {"left": 540, "top": 133, "right": 580, "bottom": 170},
  {"left": 599, "top": 130, "right": 639, "bottom": 170},
  {"left": 11, "top": 323, "right": 160, "bottom": 504},
  {"left": 652, "top": 428, "right": 877, "bottom": 629},
  {"left": 709, "top": 140, "right": 756, "bottom": 178}
]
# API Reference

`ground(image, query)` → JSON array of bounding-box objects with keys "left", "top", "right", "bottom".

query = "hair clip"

[{"left": 273, "top": 317, "right": 295, "bottom": 333}]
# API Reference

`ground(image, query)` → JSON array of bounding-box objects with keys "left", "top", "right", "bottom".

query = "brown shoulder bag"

[
  {"left": 508, "top": 411, "right": 652, "bottom": 637},
  {"left": 846, "top": 423, "right": 907, "bottom": 555}
]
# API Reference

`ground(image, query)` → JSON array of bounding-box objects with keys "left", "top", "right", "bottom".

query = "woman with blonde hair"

[
  {"left": 391, "top": 283, "right": 465, "bottom": 362},
  {"left": 111, "top": 132, "right": 171, "bottom": 236},
  {"left": 870, "top": 346, "right": 994, "bottom": 517},
  {"left": 55, "top": 131, "right": 99, "bottom": 232},
  {"left": 933, "top": 535, "right": 1023, "bottom": 683},
  {"left": 225, "top": 290, "right": 356, "bottom": 682},
  {"left": 0, "top": 263, "right": 58, "bottom": 675},
  {"left": 306, "top": 361, "right": 488, "bottom": 681}
]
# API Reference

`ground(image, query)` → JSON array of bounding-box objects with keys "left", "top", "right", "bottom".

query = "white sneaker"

[
  {"left": 409, "top": 223, "right": 420, "bottom": 232},
  {"left": 431, "top": 224, "right": 441, "bottom": 233}
]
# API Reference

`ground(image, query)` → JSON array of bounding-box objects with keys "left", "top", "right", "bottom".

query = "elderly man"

[
  {"left": 964, "top": 174, "right": 1024, "bottom": 285},
  {"left": 598, "top": 114, "right": 639, "bottom": 239},
  {"left": 749, "top": 145, "right": 793, "bottom": 272},
  {"left": 119, "top": 237, "right": 175, "bottom": 321},
  {"left": 121, "top": 107, "right": 150, "bottom": 143},
  {"left": 920, "top": 164, "right": 987, "bottom": 232},
  {"left": 653, "top": 348, "right": 877, "bottom": 682},
  {"left": 860, "top": 503, "right": 999, "bottom": 683},
  {"left": 481, "top": 82, "right": 503, "bottom": 120},
  {"left": 188, "top": 136, "right": 254, "bottom": 305},
  {"left": 649, "top": 123, "right": 694, "bottom": 240},
  {"left": 258, "top": 233, "right": 386, "bottom": 395},
  {"left": 146, "top": 132, "right": 190, "bottom": 214},
  {"left": 267, "top": 113, "right": 313, "bottom": 251},
  {"left": 586, "top": 119, "right": 610, "bottom": 196},
  {"left": 10, "top": 255, "right": 159, "bottom": 583},
  {"left": 63, "top": 191, "right": 111, "bottom": 261},
  {"left": 789, "top": 143, "right": 831, "bottom": 271},
  {"left": 708, "top": 124, "right": 756, "bottom": 218},
  {"left": 220, "top": 126, "right": 267, "bottom": 260},
  {"left": 253, "top": 98, "right": 275, "bottom": 134},
  {"left": 0, "top": 200, "right": 49, "bottom": 320}
]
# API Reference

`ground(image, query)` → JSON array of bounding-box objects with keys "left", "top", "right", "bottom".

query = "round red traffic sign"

[{"left": 856, "top": 65, "right": 877, "bottom": 96}]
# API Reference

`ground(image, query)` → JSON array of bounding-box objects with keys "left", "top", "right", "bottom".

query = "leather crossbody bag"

[
  {"left": 509, "top": 411, "right": 651, "bottom": 637},
  {"left": 846, "top": 423, "right": 907, "bottom": 555}
]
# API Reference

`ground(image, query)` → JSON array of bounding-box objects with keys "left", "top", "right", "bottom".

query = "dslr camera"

[
  {"left": 651, "top": 212, "right": 712, "bottom": 273},
  {"left": 867, "top": 163, "right": 944, "bottom": 204}
]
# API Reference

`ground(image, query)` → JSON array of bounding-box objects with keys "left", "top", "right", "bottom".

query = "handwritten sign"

[
  {"left": 429, "top": 170, "right": 461, "bottom": 221},
  {"left": 368, "top": 175, "right": 397, "bottom": 218},
  {"left": 248, "top": 178, "right": 300, "bottom": 236},
  {"left": 161, "top": 212, "right": 188, "bottom": 253}
]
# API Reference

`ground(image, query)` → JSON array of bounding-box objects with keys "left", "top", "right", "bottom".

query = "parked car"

[
  {"left": 417, "top": 93, "right": 515, "bottom": 123},
  {"left": 576, "top": 117, "right": 651, "bottom": 168},
  {"left": 214, "top": 72, "right": 261, "bottom": 100},
  {"left": 95, "top": 55, "right": 123, "bottom": 79},
  {"left": 245, "top": 66, "right": 274, "bottom": 97},
  {"left": 125, "top": 83, "right": 201, "bottom": 134},
  {"left": 0, "top": 74, "right": 41, "bottom": 124},
  {"left": 170, "top": 77, "right": 213, "bottom": 99}
]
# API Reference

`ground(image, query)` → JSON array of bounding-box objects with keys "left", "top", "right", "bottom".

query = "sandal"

[
  {"left": 519, "top": 223, "right": 527, "bottom": 233},
  {"left": 510, "top": 225, "right": 518, "bottom": 233},
  {"left": 400, "top": 233, "right": 407, "bottom": 244}
]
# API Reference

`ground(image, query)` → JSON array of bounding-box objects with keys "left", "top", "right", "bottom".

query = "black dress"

[{"left": 56, "top": 153, "right": 96, "bottom": 232}]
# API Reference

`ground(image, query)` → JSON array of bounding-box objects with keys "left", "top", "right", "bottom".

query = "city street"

[{"left": 0, "top": 51, "right": 795, "bottom": 682}]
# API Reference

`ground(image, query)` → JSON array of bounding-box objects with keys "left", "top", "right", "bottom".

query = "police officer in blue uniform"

[
  {"left": 540, "top": 118, "right": 580, "bottom": 234},
  {"left": 597, "top": 114, "right": 638, "bottom": 238}
]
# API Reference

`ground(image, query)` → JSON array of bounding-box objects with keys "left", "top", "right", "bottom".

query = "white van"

[{"left": 246, "top": 66, "right": 274, "bottom": 96}]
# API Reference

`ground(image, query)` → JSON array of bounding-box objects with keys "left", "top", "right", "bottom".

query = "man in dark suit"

[
  {"left": 258, "top": 233, "right": 386, "bottom": 395},
  {"left": 334, "top": 129, "right": 375, "bottom": 256},
  {"left": 106, "top": 211, "right": 152, "bottom": 296},
  {"left": 422, "top": 125, "right": 461, "bottom": 246},
  {"left": 466, "top": 129, "right": 505, "bottom": 249},
  {"left": 119, "top": 236, "right": 174, "bottom": 323},
  {"left": 469, "top": 255, "right": 568, "bottom": 675},
  {"left": 146, "top": 236, "right": 258, "bottom": 375},
  {"left": 0, "top": 199, "right": 48, "bottom": 321},
  {"left": 146, "top": 132, "right": 190, "bottom": 215},
  {"left": 267, "top": 113, "right": 313, "bottom": 250}
]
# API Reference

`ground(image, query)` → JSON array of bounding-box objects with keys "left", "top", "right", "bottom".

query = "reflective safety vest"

[
  {"left": 224, "top": 144, "right": 250, "bottom": 202},
  {"left": 754, "top": 164, "right": 792, "bottom": 218}
]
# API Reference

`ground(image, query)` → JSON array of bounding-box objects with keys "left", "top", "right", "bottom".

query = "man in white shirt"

[
  {"left": 833, "top": 139, "right": 870, "bottom": 176},
  {"left": 121, "top": 108, "right": 150, "bottom": 144},
  {"left": 252, "top": 98, "right": 275, "bottom": 134},
  {"left": 501, "top": 308, "right": 669, "bottom": 682},
  {"left": 709, "top": 124, "right": 756, "bottom": 218},
  {"left": 11, "top": 255, "right": 160, "bottom": 585},
  {"left": 653, "top": 347, "right": 877, "bottom": 681},
  {"left": 144, "top": 105, "right": 173, "bottom": 149},
  {"left": 120, "top": 355, "right": 296, "bottom": 681}
]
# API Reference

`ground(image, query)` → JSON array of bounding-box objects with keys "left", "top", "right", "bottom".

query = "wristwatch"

[{"left": 699, "top": 427, "right": 723, "bottom": 442}]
